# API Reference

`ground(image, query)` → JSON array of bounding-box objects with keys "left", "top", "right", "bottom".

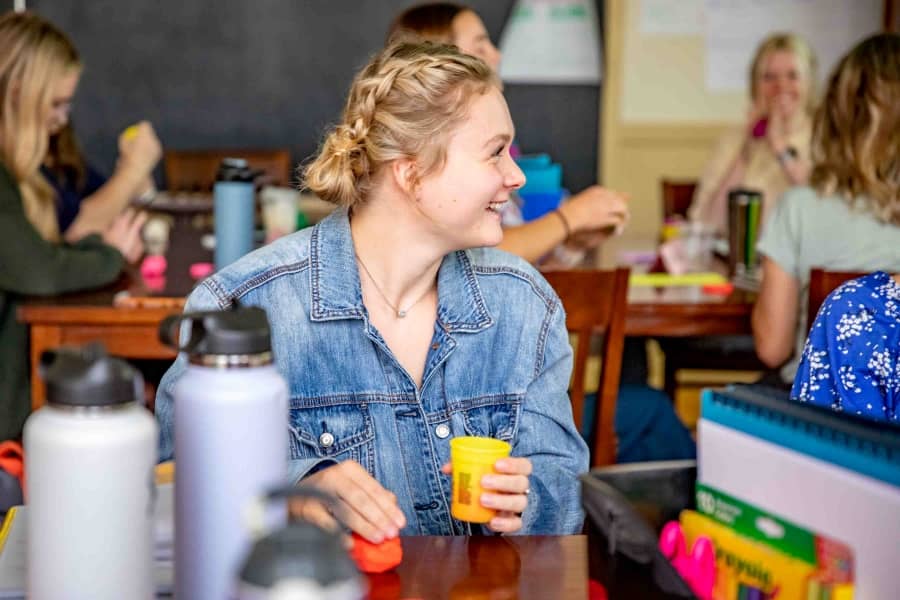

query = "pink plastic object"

[
  {"left": 659, "top": 521, "right": 716, "bottom": 600},
  {"left": 140, "top": 255, "right": 167, "bottom": 278},
  {"left": 143, "top": 274, "right": 166, "bottom": 293},
  {"left": 751, "top": 117, "right": 768, "bottom": 138},
  {"left": 189, "top": 262, "right": 214, "bottom": 280}
]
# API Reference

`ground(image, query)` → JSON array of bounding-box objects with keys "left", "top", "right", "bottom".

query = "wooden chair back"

[
  {"left": 543, "top": 268, "right": 630, "bottom": 467},
  {"left": 661, "top": 179, "right": 698, "bottom": 220},
  {"left": 164, "top": 148, "right": 293, "bottom": 191},
  {"left": 807, "top": 268, "right": 868, "bottom": 327}
]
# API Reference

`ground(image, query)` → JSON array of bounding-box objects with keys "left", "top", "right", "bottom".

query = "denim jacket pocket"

[
  {"left": 455, "top": 395, "right": 522, "bottom": 442},
  {"left": 288, "top": 399, "right": 375, "bottom": 474}
]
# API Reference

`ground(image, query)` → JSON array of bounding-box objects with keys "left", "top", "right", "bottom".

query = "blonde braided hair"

[{"left": 303, "top": 41, "right": 499, "bottom": 207}]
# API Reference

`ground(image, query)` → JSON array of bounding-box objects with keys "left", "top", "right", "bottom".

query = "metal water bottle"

[
  {"left": 159, "top": 306, "right": 288, "bottom": 600},
  {"left": 234, "top": 487, "right": 364, "bottom": 600},
  {"left": 24, "top": 345, "right": 157, "bottom": 600},
  {"left": 214, "top": 157, "right": 257, "bottom": 270}
]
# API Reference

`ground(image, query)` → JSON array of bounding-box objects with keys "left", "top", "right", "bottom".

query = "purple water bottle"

[{"left": 159, "top": 306, "right": 288, "bottom": 600}]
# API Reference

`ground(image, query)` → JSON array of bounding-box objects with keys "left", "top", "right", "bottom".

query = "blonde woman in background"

[
  {"left": 388, "top": 2, "right": 629, "bottom": 267},
  {"left": 0, "top": 12, "right": 145, "bottom": 441},
  {"left": 690, "top": 33, "right": 818, "bottom": 234},
  {"left": 753, "top": 33, "right": 900, "bottom": 387}
]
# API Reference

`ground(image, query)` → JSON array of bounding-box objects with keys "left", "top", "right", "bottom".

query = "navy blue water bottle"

[{"left": 214, "top": 158, "right": 256, "bottom": 270}]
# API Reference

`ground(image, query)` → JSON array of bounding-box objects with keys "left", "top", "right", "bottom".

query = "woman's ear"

[{"left": 390, "top": 157, "right": 420, "bottom": 199}]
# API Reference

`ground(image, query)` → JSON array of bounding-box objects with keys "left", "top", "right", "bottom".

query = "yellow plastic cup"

[{"left": 450, "top": 436, "right": 511, "bottom": 523}]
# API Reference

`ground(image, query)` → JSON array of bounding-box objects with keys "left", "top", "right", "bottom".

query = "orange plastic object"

[
  {"left": 701, "top": 282, "right": 734, "bottom": 296},
  {"left": 349, "top": 533, "right": 403, "bottom": 573},
  {"left": 0, "top": 441, "right": 25, "bottom": 497}
]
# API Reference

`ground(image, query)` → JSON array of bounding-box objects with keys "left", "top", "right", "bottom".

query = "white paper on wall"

[
  {"left": 704, "top": 0, "right": 882, "bottom": 92},
  {"left": 639, "top": 0, "right": 704, "bottom": 35},
  {"left": 498, "top": 0, "right": 603, "bottom": 85}
]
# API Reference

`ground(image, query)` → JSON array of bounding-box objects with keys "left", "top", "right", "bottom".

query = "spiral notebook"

[{"left": 698, "top": 386, "right": 900, "bottom": 598}]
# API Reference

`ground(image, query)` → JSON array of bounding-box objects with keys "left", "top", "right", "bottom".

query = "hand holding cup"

[{"left": 443, "top": 436, "right": 532, "bottom": 533}]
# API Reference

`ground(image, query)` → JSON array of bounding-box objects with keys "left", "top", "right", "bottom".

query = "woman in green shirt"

[{"left": 0, "top": 12, "right": 145, "bottom": 440}]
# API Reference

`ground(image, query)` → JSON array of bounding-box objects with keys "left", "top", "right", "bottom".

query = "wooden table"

[
  {"left": 367, "top": 535, "right": 587, "bottom": 599},
  {"left": 19, "top": 219, "right": 754, "bottom": 409},
  {"left": 19, "top": 275, "right": 754, "bottom": 409},
  {"left": 625, "top": 284, "right": 754, "bottom": 337}
]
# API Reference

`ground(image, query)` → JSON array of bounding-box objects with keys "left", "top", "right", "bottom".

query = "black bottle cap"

[
  {"left": 727, "top": 187, "right": 763, "bottom": 202},
  {"left": 159, "top": 306, "right": 272, "bottom": 356},
  {"left": 238, "top": 521, "right": 360, "bottom": 590},
  {"left": 40, "top": 344, "right": 141, "bottom": 407},
  {"left": 216, "top": 157, "right": 258, "bottom": 183}
]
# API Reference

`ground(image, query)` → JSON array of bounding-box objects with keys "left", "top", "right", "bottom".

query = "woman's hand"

[
  {"left": 442, "top": 456, "right": 533, "bottom": 533},
  {"left": 557, "top": 186, "right": 630, "bottom": 236},
  {"left": 117, "top": 121, "right": 162, "bottom": 180},
  {"left": 102, "top": 208, "right": 146, "bottom": 264},
  {"left": 292, "top": 461, "right": 407, "bottom": 544}
]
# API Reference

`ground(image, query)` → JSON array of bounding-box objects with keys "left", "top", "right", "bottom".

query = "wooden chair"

[
  {"left": 661, "top": 179, "right": 698, "bottom": 220},
  {"left": 807, "top": 268, "right": 867, "bottom": 328},
  {"left": 543, "top": 268, "right": 629, "bottom": 467},
  {"left": 164, "top": 148, "right": 293, "bottom": 191}
]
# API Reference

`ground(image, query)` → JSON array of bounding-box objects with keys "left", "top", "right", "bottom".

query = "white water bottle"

[
  {"left": 159, "top": 306, "right": 288, "bottom": 600},
  {"left": 24, "top": 345, "right": 157, "bottom": 600}
]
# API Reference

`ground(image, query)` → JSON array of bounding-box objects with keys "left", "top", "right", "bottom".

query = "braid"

[{"left": 303, "top": 41, "right": 499, "bottom": 207}]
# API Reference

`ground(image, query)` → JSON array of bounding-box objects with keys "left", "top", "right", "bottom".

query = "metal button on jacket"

[
  {"left": 319, "top": 432, "right": 335, "bottom": 447},
  {"left": 435, "top": 424, "right": 451, "bottom": 439}
]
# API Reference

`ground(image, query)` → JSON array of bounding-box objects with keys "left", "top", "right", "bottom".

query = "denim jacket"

[{"left": 156, "top": 209, "right": 588, "bottom": 535}]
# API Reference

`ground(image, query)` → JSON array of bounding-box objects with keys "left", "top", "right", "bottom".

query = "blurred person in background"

[
  {"left": 389, "top": 3, "right": 696, "bottom": 464},
  {"left": 0, "top": 12, "right": 145, "bottom": 441},
  {"left": 690, "top": 33, "right": 818, "bottom": 235},
  {"left": 389, "top": 2, "right": 630, "bottom": 268}
]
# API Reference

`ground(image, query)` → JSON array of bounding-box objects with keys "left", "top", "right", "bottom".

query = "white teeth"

[{"left": 488, "top": 201, "right": 506, "bottom": 213}]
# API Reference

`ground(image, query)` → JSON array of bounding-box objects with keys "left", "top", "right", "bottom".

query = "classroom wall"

[
  {"left": 600, "top": 0, "right": 736, "bottom": 244},
  {"left": 26, "top": 0, "right": 603, "bottom": 193}
]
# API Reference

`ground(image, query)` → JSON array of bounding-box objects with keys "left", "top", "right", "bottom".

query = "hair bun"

[{"left": 303, "top": 41, "right": 499, "bottom": 208}]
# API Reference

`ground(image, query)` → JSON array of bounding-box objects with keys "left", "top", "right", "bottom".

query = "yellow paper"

[
  {"left": 0, "top": 505, "right": 18, "bottom": 554},
  {"left": 629, "top": 272, "right": 727, "bottom": 287}
]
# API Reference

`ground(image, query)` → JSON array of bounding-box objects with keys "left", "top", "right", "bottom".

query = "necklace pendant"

[{"left": 397, "top": 309, "right": 407, "bottom": 318}]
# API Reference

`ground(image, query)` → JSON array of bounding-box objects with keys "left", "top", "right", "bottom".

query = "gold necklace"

[{"left": 355, "top": 253, "right": 434, "bottom": 318}]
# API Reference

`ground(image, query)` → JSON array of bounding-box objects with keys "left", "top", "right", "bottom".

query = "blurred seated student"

[
  {"left": 156, "top": 41, "right": 589, "bottom": 537},
  {"left": 388, "top": 2, "right": 629, "bottom": 267},
  {"left": 389, "top": 3, "right": 694, "bottom": 464},
  {"left": 689, "top": 33, "right": 817, "bottom": 235},
  {"left": 0, "top": 12, "right": 146, "bottom": 441},
  {"left": 752, "top": 33, "right": 900, "bottom": 389},
  {"left": 44, "top": 119, "right": 160, "bottom": 242},
  {"left": 792, "top": 272, "right": 899, "bottom": 424}
]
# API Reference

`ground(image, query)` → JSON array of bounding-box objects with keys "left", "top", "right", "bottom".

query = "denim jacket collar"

[{"left": 309, "top": 208, "right": 494, "bottom": 333}]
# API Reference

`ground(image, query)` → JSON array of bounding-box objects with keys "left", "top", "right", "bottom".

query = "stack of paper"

[{"left": 0, "top": 483, "right": 175, "bottom": 598}]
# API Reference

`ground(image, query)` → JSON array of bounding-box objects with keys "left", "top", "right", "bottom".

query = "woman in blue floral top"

[{"left": 793, "top": 272, "right": 900, "bottom": 423}]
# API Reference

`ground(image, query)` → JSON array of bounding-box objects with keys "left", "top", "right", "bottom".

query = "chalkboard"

[{"left": 28, "top": 0, "right": 602, "bottom": 192}]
